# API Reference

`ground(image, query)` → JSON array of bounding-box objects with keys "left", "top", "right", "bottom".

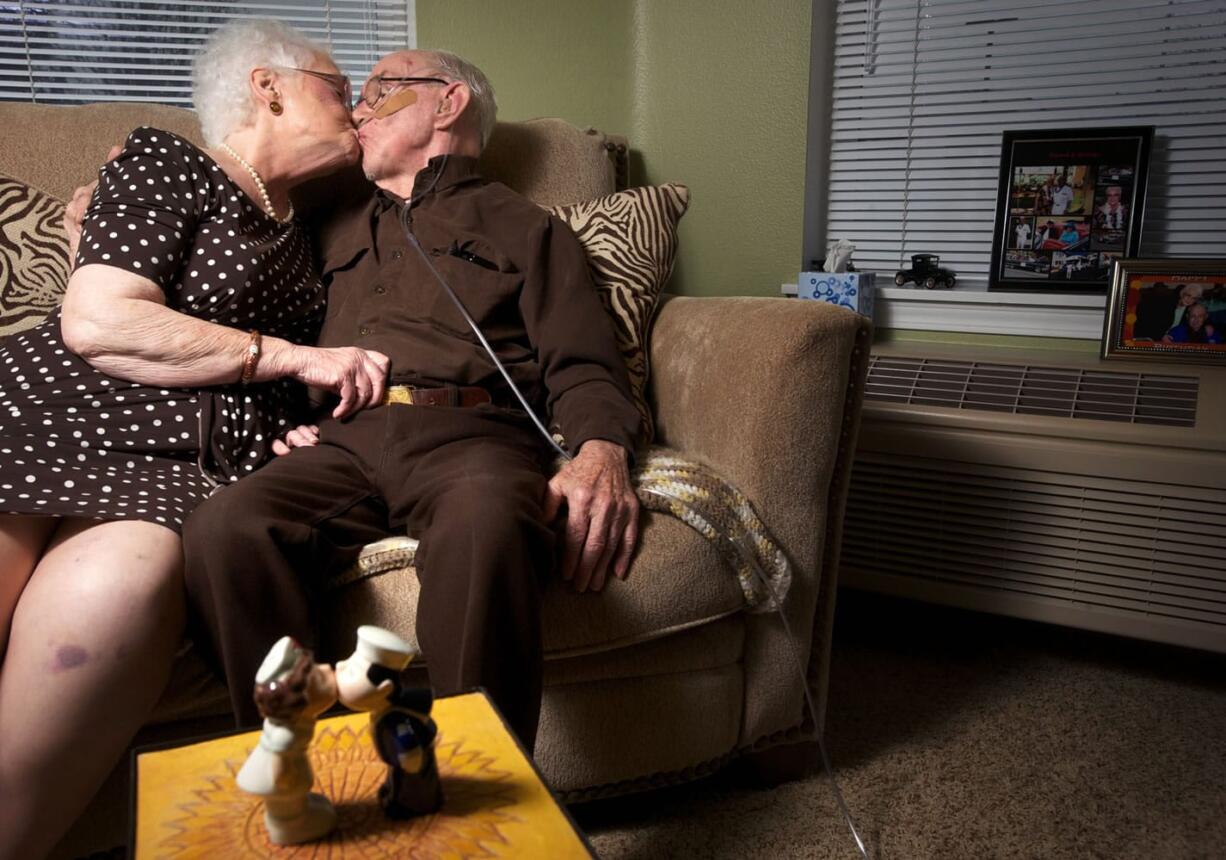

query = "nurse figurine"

[{"left": 235, "top": 636, "right": 338, "bottom": 844}]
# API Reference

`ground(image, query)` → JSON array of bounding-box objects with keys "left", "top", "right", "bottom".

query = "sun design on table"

[{"left": 155, "top": 723, "right": 522, "bottom": 858}]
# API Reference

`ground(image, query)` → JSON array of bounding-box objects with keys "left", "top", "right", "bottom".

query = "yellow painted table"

[{"left": 133, "top": 690, "right": 593, "bottom": 859}]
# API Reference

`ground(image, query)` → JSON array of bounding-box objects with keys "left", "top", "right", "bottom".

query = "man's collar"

[
  {"left": 373, "top": 154, "right": 481, "bottom": 211},
  {"left": 410, "top": 154, "right": 482, "bottom": 202}
]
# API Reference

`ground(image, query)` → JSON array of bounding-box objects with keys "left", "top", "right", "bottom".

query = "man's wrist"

[{"left": 576, "top": 438, "right": 629, "bottom": 461}]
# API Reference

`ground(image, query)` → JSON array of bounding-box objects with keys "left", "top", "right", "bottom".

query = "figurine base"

[{"left": 265, "top": 791, "right": 337, "bottom": 845}]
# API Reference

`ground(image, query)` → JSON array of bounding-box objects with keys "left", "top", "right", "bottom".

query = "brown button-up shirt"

[{"left": 309, "top": 155, "right": 640, "bottom": 456}]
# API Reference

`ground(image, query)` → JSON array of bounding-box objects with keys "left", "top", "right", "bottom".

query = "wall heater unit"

[{"left": 840, "top": 342, "right": 1226, "bottom": 653}]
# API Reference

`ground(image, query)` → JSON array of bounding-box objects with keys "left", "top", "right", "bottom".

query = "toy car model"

[{"left": 894, "top": 253, "right": 956, "bottom": 289}]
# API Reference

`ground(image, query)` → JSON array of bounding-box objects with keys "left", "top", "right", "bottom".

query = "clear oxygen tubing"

[{"left": 399, "top": 154, "right": 867, "bottom": 858}]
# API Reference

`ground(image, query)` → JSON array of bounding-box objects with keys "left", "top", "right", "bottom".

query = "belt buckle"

[{"left": 384, "top": 385, "right": 417, "bottom": 406}]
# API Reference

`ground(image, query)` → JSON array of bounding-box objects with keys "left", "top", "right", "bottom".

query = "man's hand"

[
  {"left": 271, "top": 424, "right": 320, "bottom": 456},
  {"left": 542, "top": 439, "right": 639, "bottom": 593},
  {"left": 63, "top": 145, "right": 122, "bottom": 261}
]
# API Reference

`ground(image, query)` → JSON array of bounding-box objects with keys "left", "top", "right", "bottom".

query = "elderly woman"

[{"left": 0, "top": 19, "right": 388, "bottom": 857}]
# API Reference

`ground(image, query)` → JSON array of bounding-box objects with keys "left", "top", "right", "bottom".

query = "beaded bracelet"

[{"left": 239, "top": 330, "right": 262, "bottom": 385}]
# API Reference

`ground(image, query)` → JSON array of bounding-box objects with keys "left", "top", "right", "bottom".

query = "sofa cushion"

[
  {"left": 0, "top": 175, "right": 70, "bottom": 338},
  {"left": 324, "top": 505, "right": 747, "bottom": 664},
  {"left": 0, "top": 102, "right": 204, "bottom": 202},
  {"left": 480, "top": 118, "right": 621, "bottom": 207},
  {"left": 549, "top": 183, "right": 690, "bottom": 444}
]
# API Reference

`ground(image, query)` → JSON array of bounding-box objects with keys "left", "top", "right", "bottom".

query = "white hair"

[
  {"left": 192, "top": 19, "right": 327, "bottom": 146},
  {"left": 428, "top": 50, "right": 498, "bottom": 150}
]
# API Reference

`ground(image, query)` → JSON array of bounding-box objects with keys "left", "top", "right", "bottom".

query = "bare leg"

[
  {"left": 0, "top": 517, "right": 185, "bottom": 860},
  {"left": 0, "top": 516, "right": 58, "bottom": 658}
]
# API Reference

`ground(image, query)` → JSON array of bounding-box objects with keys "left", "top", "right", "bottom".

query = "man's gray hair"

[
  {"left": 429, "top": 50, "right": 498, "bottom": 150},
  {"left": 192, "top": 19, "right": 326, "bottom": 146}
]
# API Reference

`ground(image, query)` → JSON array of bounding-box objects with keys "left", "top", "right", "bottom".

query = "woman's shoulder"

[
  {"left": 117, "top": 127, "right": 210, "bottom": 168},
  {"left": 112, "top": 127, "right": 237, "bottom": 201}
]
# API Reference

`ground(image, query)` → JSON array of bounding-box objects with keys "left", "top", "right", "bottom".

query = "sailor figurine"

[
  {"left": 336, "top": 625, "right": 444, "bottom": 818},
  {"left": 235, "top": 636, "right": 339, "bottom": 844}
]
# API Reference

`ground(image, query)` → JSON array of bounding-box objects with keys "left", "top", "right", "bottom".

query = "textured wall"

[
  {"left": 415, "top": 0, "right": 631, "bottom": 141},
  {"left": 417, "top": 0, "right": 813, "bottom": 298},
  {"left": 629, "top": 1, "right": 811, "bottom": 297}
]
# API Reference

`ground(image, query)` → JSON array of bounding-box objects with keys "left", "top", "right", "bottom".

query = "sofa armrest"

[
  {"left": 648, "top": 295, "right": 869, "bottom": 569},
  {"left": 647, "top": 295, "right": 871, "bottom": 739}
]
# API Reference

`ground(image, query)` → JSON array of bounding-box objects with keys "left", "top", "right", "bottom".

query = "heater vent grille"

[
  {"left": 865, "top": 356, "right": 1198, "bottom": 427},
  {"left": 841, "top": 453, "right": 1226, "bottom": 646}
]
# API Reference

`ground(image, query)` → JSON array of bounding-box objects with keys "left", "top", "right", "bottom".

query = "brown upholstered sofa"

[{"left": 0, "top": 101, "right": 870, "bottom": 850}]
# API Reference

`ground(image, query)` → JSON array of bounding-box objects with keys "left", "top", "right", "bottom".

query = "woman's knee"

[{"left": 42, "top": 520, "right": 184, "bottom": 618}]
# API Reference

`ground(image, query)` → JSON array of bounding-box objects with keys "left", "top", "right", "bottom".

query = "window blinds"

[
  {"left": 827, "top": 0, "right": 1226, "bottom": 285},
  {"left": 0, "top": 0, "right": 410, "bottom": 104}
]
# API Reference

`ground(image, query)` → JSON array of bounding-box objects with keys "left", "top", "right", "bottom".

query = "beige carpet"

[{"left": 576, "top": 589, "right": 1226, "bottom": 859}]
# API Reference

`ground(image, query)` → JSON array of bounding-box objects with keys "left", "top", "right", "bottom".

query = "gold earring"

[{"left": 270, "top": 100, "right": 283, "bottom": 115}]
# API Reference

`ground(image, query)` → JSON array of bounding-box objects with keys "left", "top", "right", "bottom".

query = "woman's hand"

[
  {"left": 63, "top": 145, "right": 122, "bottom": 262},
  {"left": 285, "top": 345, "right": 390, "bottom": 419},
  {"left": 271, "top": 424, "right": 320, "bottom": 456}
]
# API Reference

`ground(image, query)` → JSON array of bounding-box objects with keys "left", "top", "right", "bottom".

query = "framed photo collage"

[{"left": 989, "top": 127, "right": 1153, "bottom": 293}]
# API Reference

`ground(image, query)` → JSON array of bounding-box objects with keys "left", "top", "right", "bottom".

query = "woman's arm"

[{"left": 61, "top": 264, "right": 389, "bottom": 417}]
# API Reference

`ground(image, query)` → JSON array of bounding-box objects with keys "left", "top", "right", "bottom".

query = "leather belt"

[{"left": 382, "top": 384, "right": 492, "bottom": 408}]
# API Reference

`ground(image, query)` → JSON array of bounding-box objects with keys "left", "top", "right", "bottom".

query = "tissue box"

[{"left": 798, "top": 272, "right": 875, "bottom": 318}]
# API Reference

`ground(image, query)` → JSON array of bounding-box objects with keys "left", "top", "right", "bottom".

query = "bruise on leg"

[{"left": 52, "top": 644, "right": 89, "bottom": 671}]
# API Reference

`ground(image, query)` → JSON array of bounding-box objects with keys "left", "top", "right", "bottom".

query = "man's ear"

[{"left": 434, "top": 81, "right": 470, "bottom": 131}]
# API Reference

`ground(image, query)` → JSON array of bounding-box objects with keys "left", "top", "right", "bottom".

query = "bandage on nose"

[{"left": 372, "top": 88, "right": 418, "bottom": 119}]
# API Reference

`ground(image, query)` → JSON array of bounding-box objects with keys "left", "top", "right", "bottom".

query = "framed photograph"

[
  {"left": 989, "top": 127, "right": 1153, "bottom": 293},
  {"left": 1101, "top": 258, "right": 1226, "bottom": 363}
]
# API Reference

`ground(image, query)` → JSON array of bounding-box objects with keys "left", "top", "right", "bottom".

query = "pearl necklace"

[{"left": 219, "top": 142, "right": 294, "bottom": 223}]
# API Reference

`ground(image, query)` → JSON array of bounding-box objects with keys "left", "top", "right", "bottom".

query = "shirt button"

[
  {"left": 391, "top": 250, "right": 403, "bottom": 260},
  {"left": 375, "top": 285, "right": 386, "bottom": 294},
  {"left": 359, "top": 326, "right": 371, "bottom": 335}
]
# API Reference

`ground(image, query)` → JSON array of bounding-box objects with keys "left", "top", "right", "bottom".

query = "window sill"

[{"left": 781, "top": 281, "right": 1105, "bottom": 339}]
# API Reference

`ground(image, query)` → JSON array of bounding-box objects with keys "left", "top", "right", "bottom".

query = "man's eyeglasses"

[
  {"left": 288, "top": 68, "right": 353, "bottom": 106},
  {"left": 358, "top": 74, "right": 448, "bottom": 109}
]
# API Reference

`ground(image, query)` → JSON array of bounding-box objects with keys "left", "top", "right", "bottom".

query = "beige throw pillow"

[
  {"left": 550, "top": 183, "right": 689, "bottom": 444},
  {"left": 0, "top": 176, "right": 70, "bottom": 339}
]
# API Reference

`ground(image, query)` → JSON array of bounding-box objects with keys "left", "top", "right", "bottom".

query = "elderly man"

[
  {"left": 182, "top": 49, "right": 641, "bottom": 749},
  {"left": 1096, "top": 185, "right": 1127, "bottom": 230}
]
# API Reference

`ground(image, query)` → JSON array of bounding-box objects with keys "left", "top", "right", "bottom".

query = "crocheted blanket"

[
  {"left": 342, "top": 448, "right": 791, "bottom": 612},
  {"left": 632, "top": 450, "right": 791, "bottom": 612}
]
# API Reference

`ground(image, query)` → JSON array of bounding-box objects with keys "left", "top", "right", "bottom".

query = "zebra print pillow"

[
  {"left": 0, "top": 176, "right": 70, "bottom": 339},
  {"left": 550, "top": 183, "right": 689, "bottom": 443}
]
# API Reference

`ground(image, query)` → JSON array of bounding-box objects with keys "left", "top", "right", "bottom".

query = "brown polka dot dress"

[{"left": 0, "top": 128, "right": 325, "bottom": 530}]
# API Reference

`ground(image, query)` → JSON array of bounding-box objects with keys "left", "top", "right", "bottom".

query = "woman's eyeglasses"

[{"left": 288, "top": 68, "right": 353, "bottom": 106}]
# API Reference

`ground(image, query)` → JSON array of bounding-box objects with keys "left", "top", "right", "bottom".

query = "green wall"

[
  {"left": 417, "top": 0, "right": 813, "bottom": 298},
  {"left": 415, "top": 1, "right": 631, "bottom": 139}
]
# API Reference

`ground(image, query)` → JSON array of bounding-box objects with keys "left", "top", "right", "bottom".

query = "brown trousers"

[{"left": 182, "top": 404, "right": 553, "bottom": 748}]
